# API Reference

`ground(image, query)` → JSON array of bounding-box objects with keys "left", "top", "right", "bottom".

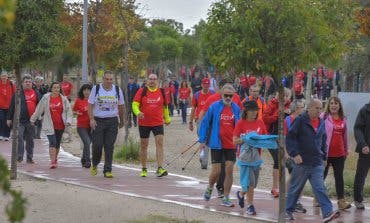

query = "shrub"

[{"left": 114, "top": 137, "right": 140, "bottom": 163}]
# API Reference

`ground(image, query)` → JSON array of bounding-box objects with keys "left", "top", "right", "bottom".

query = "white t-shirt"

[{"left": 88, "top": 84, "right": 125, "bottom": 118}]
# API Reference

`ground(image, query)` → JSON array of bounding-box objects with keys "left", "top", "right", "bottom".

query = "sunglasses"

[{"left": 223, "top": 94, "right": 233, "bottom": 98}]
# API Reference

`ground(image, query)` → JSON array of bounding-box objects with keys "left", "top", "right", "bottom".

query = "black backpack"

[{"left": 95, "top": 84, "right": 120, "bottom": 100}]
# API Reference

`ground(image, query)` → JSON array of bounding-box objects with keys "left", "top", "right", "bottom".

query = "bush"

[{"left": 114, "top": 137, "right": 140, "bottom": 163}]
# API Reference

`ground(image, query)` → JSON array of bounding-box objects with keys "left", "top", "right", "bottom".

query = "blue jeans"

[
  {"left": 286, "top": 163, "right": 333, "bottom": 218},
  {"left": 77, "top": 127, "right": 92, "bottom": 164},
  {"left": 179, "top": 101, "right": 188, "bottom": 123},
  {"left": 0, "top": 109, "right": 11, "bottom": 138}
]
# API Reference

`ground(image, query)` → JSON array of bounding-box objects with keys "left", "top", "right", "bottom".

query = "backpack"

[
  {"left": 140, "top": 87, "right": 167, "bottom": 106},
  {"left": 95, "top": 84, "right": 120, "bottom": 100}
]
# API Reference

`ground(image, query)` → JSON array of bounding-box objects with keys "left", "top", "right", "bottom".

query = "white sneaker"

[{"left": 3, "top": 137, "right": 9, "bottom": 141}]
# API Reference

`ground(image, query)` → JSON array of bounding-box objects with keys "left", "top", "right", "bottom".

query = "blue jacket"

[
  {"left": 198, "top": 100, "right": 240, "bottom": 150},
  {"left": 286, "top": 112, "right": 327, "bottom": 166}
]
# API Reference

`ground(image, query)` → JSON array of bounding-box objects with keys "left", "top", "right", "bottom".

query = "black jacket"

[
  {"left": 7, "top": 88, "right": 41, "bottom": 124},
  {"left": 354, "top": 103, "right": 370, "bottom": 157}
]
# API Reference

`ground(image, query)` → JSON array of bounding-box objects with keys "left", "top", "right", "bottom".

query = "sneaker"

[
  {"left": 354, "top": 201, "right": 365, "bottom": 210},
  {"left": 221, "top": 197, "right": 235, "bottom": 207},
  {"left": 294, "top": 202, "right": 307, "bottom": 213},
  {"left": 83, "top": 162, "right": 91, "bottom": 168},
  {"left": 271, "top": 188, "right": 279, "bottom": 198},
  {"left": 104, "top": 172, "right": 113, "bottom": 178},
  {"left": 50, "top": 161, "right": 57, "bottom": 169},
  {"left": 140, "top": 168, "right": 148, "bottom": 177},
  {"left": 236, "top": 191, "right": 245, "bottom": 208},
  {"left": 246, "top": 205, "right": 256, "bottom": 215},
  {"left": 203, "top": 187, "right": 213, "bottom": 201},
  {"left": 26, "top": 159, "right": 35, "bottom": 164},
  {"left": 156, "top": 166, "right": 168, "bottom": 177},
  {"left": 337, "top": 198, "right": 351, "bottom": 210},
  {"left": 217, "top": 188, "right": 224, "bottom": 198},
  {"left": 323, "top": 210, "right": 340, "bottom": 223},
  {"left": 54, "top": 159, "right": 58, "bottom": 168},
  {"left": 90, "top": 166, "right": 98, "bottom": 176},
  {"left": 3, "top": 137, "right": 9, "bottom": 141},
  {"left": 285, "top": 212, "right": 295, "bottom": 221}
]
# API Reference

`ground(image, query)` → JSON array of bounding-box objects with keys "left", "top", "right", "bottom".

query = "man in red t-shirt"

[
  {"left": 0, "top": 72, "right": 16, "bottom": 141},
  {"left": 7, "top": 75, "right": 40, "bottom": 163},
  {"left": 61, "top": 75, "right": 73, "bottom": 102},
  {"left": 132, "top": 73, "right": 171, "bottom": 178}
]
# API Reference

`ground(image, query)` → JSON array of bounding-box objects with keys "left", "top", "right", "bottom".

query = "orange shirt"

[{"left": 241, "top": 96, "right": 266, "bottom": 119}]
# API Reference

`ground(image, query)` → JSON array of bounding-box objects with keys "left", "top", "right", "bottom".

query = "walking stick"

[
  {"left": 165, "top": 141, "right": 198, "bottom": 168},
  {"left": 181, "top": 145, "right": 201, "bottom": 171}
]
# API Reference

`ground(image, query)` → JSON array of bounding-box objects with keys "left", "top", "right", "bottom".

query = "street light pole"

[{"left": 82, "top": 0, "right": 88, "bottom": 84}]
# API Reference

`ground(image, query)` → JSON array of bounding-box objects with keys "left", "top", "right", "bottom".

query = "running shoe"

[
  {"left": 90, "top": 166, "right": 98, "bottom": 176},
  {"left": 50, "top": 161, "right": 57, "bottom": 169},
  {"left": 140, "top": 168, "right": 148, "bottom": 177},
  {"left": 217, "top": 187, "right": 224, "bottom": 198},
  {"left": 246, "top": 205, "right": 256, "bottom": 215},
  {"left": 236, "top": 191, "right": 245, "bottom": 208},
  {"left": 354, "top": 201, "right": 365, "bottom": 210},
  {"left": 156, "top": 166, "right": 168, "bottom": 177},
  {"left": 323, "top": 210, "right": 340, "bottom": 223},
  {"left": 285, "top": 212, "right": 295, "bottom": 221},
  {"left": 104, "top": 172, "right": 113, "bottom": 178},
  {"left": 203, "top": 187, "right": 213, "bottom": 201},
  {"left": 294, "top": 202, "right": 307, "bottom": 213},
  {"left": 221, "top": 197, "right": 235, "bottom": 207}
]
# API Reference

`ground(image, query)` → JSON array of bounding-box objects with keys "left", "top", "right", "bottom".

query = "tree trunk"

[
  {"left": 89, "top": 39, "right": 97, "bottom": 84},
  {"left": 10, "top": 64, "right": 22, "bottom": 180},
  {"left": 305, "top": 71, "right": 313, "bottom": 100},
  {"left": 277, "top": 85, "right": 286, "bottom": 223},
  {"left": 122, "top": 40, "right": 130, "bottom": 144}
]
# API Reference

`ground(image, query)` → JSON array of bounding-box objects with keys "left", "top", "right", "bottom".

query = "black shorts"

[
  {"left": 211, "top": 149, "right": 236, "bottom": 163},
  {"left": 138, "top": 125, "right": 164, "bottom": 138}
]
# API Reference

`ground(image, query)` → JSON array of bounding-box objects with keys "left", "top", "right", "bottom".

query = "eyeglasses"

[
  {"left": 223, "top": 94, "right": 233, "bottom": 98},
  {"left": 149, "top": 78, "right": 157, "bottom": 80}
]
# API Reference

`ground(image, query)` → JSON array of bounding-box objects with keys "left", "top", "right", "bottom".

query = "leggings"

[{"left": 324, "top": 156, "right": 345, "bottom": 199}]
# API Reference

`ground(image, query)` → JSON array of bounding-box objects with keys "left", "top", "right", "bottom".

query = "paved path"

[{"left": 1, "top": 139, "right": 369, "bottom": 222}]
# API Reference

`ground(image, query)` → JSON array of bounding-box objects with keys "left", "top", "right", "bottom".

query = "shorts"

[
  {"left": 211, "top": 149, "right": 236, "bottom": 163},
  {"left": 47, "top": 129, "right": 64, "bottom": 149},
  {"left": 138, "top": 125, "right": 164, "bottom": 138}
]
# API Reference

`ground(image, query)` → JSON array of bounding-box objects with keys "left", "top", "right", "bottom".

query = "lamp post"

[{"left": 82, "top": 0, "right": 88, "bottom": 84}]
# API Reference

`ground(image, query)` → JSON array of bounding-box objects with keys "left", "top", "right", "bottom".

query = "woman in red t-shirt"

[
  {"left": 178, "top": 80, "right": 191, "bottom": 124},
  {"left": 73, "top": 84, "right": 92, "bottom": 168},
  {"left": 322, "top": 96, "right": 351, "bottom": 210},
  {"left": 30, "top": 82, "right": 73, "bottom": 169}
]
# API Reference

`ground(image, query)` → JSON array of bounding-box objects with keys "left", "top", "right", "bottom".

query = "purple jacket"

[{"left": 320, "top": 113, "right": 348, "bottom": 157}]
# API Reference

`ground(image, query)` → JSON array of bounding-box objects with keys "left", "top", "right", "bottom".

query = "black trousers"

[
  {"left": 324, "top": 156, "right": 345, "bottom": 199},
  {"left": 354, "top": 155, "right": 370, "bottom": 202}
]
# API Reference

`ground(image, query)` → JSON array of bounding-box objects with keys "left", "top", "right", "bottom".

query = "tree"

[
  {"left": 0, "top": 0, "right": 71, "bottom": 181},
  {"left": 204, "top": 0, "right": 355, "bottom": 221}
]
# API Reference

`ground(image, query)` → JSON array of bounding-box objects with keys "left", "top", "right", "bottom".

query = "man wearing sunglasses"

[{"left": 199, "top": 84, "right": 241, "bottom": 207}]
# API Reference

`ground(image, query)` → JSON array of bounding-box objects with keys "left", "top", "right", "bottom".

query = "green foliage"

[
  {"left": 114, "top": 137, "right": 140, "bottom": 162},
  {"left": 0, "top": 156, "right": 27, "bottom": 223},
  {"left": 0, "top": 0, "right": 71, "bottom": 69},
  {"left": 0, "top": 0, "right": 16, "bottom": 31},
  {"left": 128, "top": 215, "right": 204, "bottom": 223},
  {"left": 203, "top": 0, "right": 356, "bottom": 77}
]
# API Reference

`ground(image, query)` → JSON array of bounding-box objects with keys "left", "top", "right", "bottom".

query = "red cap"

[{"left": 202, "top": 78, "right": 210, "bottom": 84}]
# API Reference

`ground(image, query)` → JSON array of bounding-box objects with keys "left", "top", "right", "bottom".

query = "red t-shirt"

[
  {"left": 49, "top": 96, "right": 64, "bottom": 130},
  {"left": 179, "top": 87, "right": 191, "bottom": 100},
  {"left": 219, "top": 106, "right": 235, "bottom": 149},
  {"left": 310, "top": 118, "right": 319, "bottom": 132},
  {"left": 202, "top": 93, "right": 243, "bottom": 112},
  {"left": 133, "top": 88, "right": 167, "bottom": 126},
  {"left": 192, "top": 90, "right": 214, "bottom": 120},
  {"left": 61, "top": 81, "right": 73, "bottom": 98},
  {"left": 0, "top": 80, "right": 16, "bottom": 109},
  {"left": 329, "top": 118, "right": 345, "bottom": 157},
  {"left": 24, "top": 89, "right": 37, "bottom": 117},
  {"left": 233, "top": 119, "right": 267, "bottom": 155},
  {"left": 73, "top": 98, "right": 90, "bottom": 128}
]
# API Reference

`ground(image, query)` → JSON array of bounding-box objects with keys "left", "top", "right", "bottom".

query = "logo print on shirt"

[
  {"left": 50, "top": 102, "right": 61, "bottom": 111},
  {"left": 147, "top": 97, "right": 161, "bottom": 104},
  {"left": 220, "top": 114, "right": 234, "bottom": 121}
]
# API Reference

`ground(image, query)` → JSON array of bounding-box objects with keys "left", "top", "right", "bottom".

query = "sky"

[
  {"left": 67, "top": 0, "right": 215, "bottom": 30},
  {"left": 135, "top": 0, "right": 215, "bottom": 30}
]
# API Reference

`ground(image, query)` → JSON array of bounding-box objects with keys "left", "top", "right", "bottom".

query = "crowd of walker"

[{"left": 1, "top": 68, "right": 370, "bottom": 222}]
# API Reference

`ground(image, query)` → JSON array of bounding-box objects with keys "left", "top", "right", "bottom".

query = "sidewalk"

[{"left": 1, "top": 139, "right": 369, "bottom": 222}]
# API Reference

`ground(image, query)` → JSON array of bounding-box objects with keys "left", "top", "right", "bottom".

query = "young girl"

[{"left": 233, "top": 100, "right": 277, "bottom": 215}]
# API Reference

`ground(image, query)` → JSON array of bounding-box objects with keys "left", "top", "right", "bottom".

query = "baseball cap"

[{"left": 202, "top": 78, "right": 210, "bottom": 84}]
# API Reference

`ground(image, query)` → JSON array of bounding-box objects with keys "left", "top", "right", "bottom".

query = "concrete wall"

[{"left": 338, "top": 92, "right": 370, "bottom": 134}]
